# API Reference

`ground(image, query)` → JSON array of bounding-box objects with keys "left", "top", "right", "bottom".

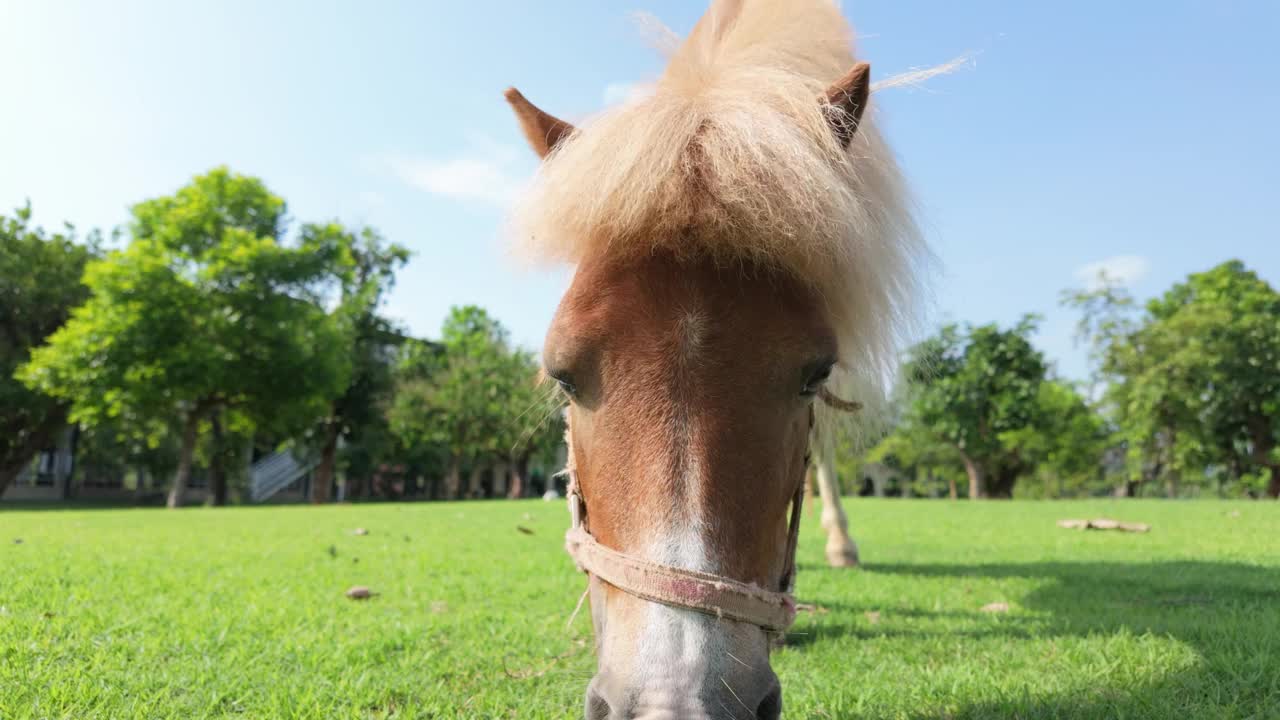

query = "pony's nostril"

[
  {"left": 584, "top": 682, "right": 611, "bottom": 720},
  {"left": 756, "top": 685, "right": 782, "bottom": 720}
]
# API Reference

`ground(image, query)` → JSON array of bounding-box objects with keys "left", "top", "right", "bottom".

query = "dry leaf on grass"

[
  {"left": 865, "top": 610, "right": 882, "bottom": 624},
  {"left": 981, "top": 602, "right": 1010, "bottom": 613},
  {"left": 13, "top": 539, "right": 22, "bottom": 544},
  {"left": 431, "top": 601, "right": 449, "bottom": 614},
  {"left": 1057, "top": 518, "right": 1150, "bottom": 533},
  {"left": 795, "top": 603, "right": 829, "bottom": 615},
  {"left": 352, "top": 528, "right": 369, "bottom": 536},
  {"left": 345, "top": 586, "right": 377, "bottom": 600},
  {"left": 516, "top": 526, "right": 535, "bottom": 535}
]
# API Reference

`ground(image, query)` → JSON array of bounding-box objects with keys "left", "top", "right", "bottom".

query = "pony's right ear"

[
  {"left": 504, "top": 87, "right": 576, "bottom": 159},
  {"left": 821, "top": 62, "right": 871, "bottom": 148}
]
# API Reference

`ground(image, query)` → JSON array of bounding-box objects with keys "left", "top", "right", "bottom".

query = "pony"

[{"left": 505, "top": 1, "right": 925, "bottom": 715}]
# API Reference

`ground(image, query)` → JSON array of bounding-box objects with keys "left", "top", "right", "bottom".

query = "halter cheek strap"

[{"left": 561, "top": 407, "right": 815, "bottom": 634}]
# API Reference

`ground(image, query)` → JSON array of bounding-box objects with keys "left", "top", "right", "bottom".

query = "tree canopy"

[
  {"left": 388, "top": 306, "right": 562, "bottom": 499},
  {"left": 20, "top": 168, "right": 350, "bottom": 506},
  {"left": 297, "top": 221, "right": 411, "bottom": 502},
  {"left": 899, "top": 317, "right": 1048, "bottom": 498},
  {"left": 1067, "top": 261, "right": 1280, "bottom": 498},
  {"left": 6, "top": 166, "right": 1277, "bottom": 505},
  {"left": 0, "top": 206, "right": 99, "bottom": 495}
]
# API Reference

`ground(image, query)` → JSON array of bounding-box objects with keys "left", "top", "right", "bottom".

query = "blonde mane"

[{"left": 512, "top": 0, "right": 928, "bottom": 423}]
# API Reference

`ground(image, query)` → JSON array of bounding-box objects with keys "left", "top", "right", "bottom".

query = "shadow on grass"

[{"left": 793, "top": 560, "right": 1280, "bottom": 719}]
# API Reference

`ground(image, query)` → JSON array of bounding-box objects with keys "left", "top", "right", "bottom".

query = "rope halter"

[
  {"left": 563, "top": 479, "right": 804, "bottom": 632},
  {"left": 558, "top": 392, "right": 861, "bottom": 634}
]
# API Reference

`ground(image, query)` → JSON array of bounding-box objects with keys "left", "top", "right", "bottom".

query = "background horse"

[
  {"left": 506, "top": 0, "right": 924, "bottom": 716},
  {"left": 812, "top": 434, "right": 861, "bottom": 567}
]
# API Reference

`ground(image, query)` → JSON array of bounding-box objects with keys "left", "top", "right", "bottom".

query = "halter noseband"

[
  {"left": 564, "top": 475, "right": 805, "bottom": 632},
  {"left": 561, "top": 397, "right": 854, "bottom": 633}
]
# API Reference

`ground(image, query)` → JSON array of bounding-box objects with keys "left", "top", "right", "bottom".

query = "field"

[{"left": 1, "top": 499, "right": 1277, "bottom": 719}]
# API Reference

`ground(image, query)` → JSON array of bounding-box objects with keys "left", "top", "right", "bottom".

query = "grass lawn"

[{"left": 1, "top": 499, "right": 1277, "bottom": 719}]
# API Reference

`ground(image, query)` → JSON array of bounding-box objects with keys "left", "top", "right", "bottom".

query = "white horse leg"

[{"left": 815, "top": 446, "right": 858, "bottom": 567}]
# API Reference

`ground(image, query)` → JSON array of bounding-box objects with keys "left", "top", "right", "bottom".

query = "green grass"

[{"left": 1, "top": 499, "right": 1277, "bottom": 719}]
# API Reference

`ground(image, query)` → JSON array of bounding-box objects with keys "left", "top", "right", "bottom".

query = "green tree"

[
  {"left": 863, "top": 413, "right": 965, "bottom": 499},
  {"left": 903, "top": 317, "right": 1048, "bottom": 499},
  {"left": 0, "top": 206, "right": 99, "bottom": 497},
  {"left": 1068, "top": 261, "right": 1280, "bottom": 498},
  {"left": 298, "top": 222, "right": 410, "bottom": 503},
  {"left": 1002, "top": 380, "right": 1110, "bottom": 498},
  {"left": 21, "top": 168, "right": 349, "bottom": 507},
  {"left": 388, "top": 306, "right": 548, "bottom": 499}
]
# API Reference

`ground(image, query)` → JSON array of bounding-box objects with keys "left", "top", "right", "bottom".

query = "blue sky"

[{"left": 3, "top": 1, "right": 1277, "bottom": 381}]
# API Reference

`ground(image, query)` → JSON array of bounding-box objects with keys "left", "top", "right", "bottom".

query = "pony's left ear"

[
  {"left": 822, "top": 62, "right": 871, "bottom": 147},
  {"left": 504, "top": 87, "right": 576, "bottom": 159}
]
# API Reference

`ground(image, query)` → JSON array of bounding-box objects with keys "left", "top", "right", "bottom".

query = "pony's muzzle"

[{"left": 584, "top": 671, "right": 782, "bottom": 720}]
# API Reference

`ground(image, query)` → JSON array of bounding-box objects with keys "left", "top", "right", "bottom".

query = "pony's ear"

[
  {"left": 504, "top": 87, "right": 576, "bottom": 159},
  {"left": 822, "top": 62, "right": 871, "bottom": 147}
]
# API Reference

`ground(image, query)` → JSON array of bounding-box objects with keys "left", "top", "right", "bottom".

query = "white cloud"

[
  {"left": 1074, "top": 255, "right": 1150, "bottom": 290},
  {"left": 383, "top": 136, "right": 526, "bottom": 208}
]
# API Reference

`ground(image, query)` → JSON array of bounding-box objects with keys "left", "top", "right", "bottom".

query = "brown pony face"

[{"left": 544, "top": 250, "right": 836, "bottom": 718}]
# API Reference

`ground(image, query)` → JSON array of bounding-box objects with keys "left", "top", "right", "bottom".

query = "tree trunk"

[
  {"left": 209, "top": 413, "right": 228, "bottom": 506},
  {"left": 1114, "top": 479, "right": 1140, "bottom": 497},
  {"left": 983, "top": 458, "right": 1019, "bottom": 499},
  {"left": 508, "top": 454, "right": 529, "bottom": 499},
  {"left": 311, "top": 423, "right": 339, "bottom": 504},
  {"left": 0, "top": 412, "right": 64, "bottom": 499},
  {"left": 961, "top": 453, "right": 985, "bottom": 499},
  {"left": 1266, "top": 464, "right": 1280, "bottom": 499},
  {"left": 1165, "top": 470, "right": 1180, "bottom": 499},
  {"left": 347, "top": 473, "right": 367, "bottom": 500},
  {"left": 988, "top": 468, "right": 1016, "bottom": 499},
  {"left": 947, "top": 472, "right": 957, "bottom": 500},
  {"left": 444, "top": 457, "right": 461, "bottom": 499},
  {"left": 467, "top": 466, "right": 483, "bottom": 498},
  {"left": 168, "top": 413, "right": 200, "bottom": 509},
  {"left": 0, "top": 463, "right": 22, "bottom": 499},
  {"left": 62, "top": 425, "right": 80, "bottom": 501},
  {"left": 1245, "top": 417, "right": 1278, "bottom": 499}
]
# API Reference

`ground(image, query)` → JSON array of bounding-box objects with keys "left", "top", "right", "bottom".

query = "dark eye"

[
  {"left": 549, "top": 370, "right": 577, "bottom": 399},
  {"left": 801, "top": 361, "right": 835, "bottom": 397}
]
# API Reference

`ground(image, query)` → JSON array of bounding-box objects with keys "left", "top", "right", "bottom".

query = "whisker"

[
  {"left": 510, "top": 383, "right": 567, "bottom": 454},
  {"left": 724, "top": 650, "right": 753, "bottom": 670},
  {"left": 721, "top": 676, "right": 752, "bottom": 716}
]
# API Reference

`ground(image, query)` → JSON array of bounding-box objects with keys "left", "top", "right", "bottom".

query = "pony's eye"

[
  {"left": 801, "top": 362, "right": 835, "bottom": 397},
  {"left": 549, "top": 371, "right": 577, "bottom": 399}
]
